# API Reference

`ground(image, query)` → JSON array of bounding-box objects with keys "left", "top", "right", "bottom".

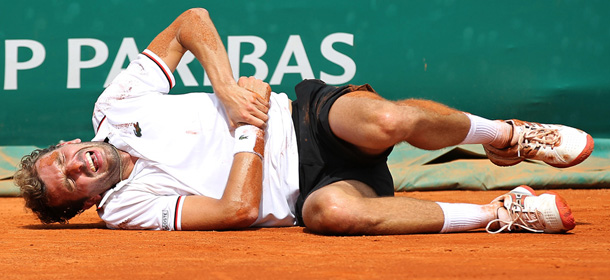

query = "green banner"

[{"left": 2, "top": 0, "right": 609, "bottom": 146}]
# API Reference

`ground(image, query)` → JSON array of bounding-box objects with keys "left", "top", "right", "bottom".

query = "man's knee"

[
  {"left": 371, "top": 106, "right": 407, "bottom": 141},
  {"left": 362, "top": 102, "right": 427, "bottom": 149},
  {"left": 302, "top": 187, "right": 364, "bottom": 235}
]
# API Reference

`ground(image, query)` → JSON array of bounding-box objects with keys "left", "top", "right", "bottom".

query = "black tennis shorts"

[{"left": 291, "top": 79, "right": 395, "bottom": 226}]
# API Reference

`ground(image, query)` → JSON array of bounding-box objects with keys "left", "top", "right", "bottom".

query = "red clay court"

[{"left": 1, "top": 189, "right": 608, "bottom": 279}]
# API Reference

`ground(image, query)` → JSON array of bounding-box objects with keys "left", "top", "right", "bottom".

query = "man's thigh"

[
  {"left": 292, "top": 79, "right": 395, "bottom": 226},
  {"left": 329, "top": 90, "right": 408, "bottom": 155}
]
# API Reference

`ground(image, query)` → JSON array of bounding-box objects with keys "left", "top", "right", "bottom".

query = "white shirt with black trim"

[{"left": 92, "top": 49, "right": 299, "bottom": 230}]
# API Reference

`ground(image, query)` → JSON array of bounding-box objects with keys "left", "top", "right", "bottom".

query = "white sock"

[
  {"left": 459, "top": 114, "right": 503, "bottom": 145},
  {"left": 436, "top": 202, "right": 496, "bottom": 233}
]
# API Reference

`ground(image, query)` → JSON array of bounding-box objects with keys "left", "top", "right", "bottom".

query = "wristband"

[{"left": 233, "top": 125, "right": 264, "bottom": 160}]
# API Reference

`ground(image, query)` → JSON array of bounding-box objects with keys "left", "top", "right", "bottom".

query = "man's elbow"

[
  {"left": 238, "top": 209, "right": 259, "bottom": 228},
  {"left": 183, "top": 7, "right": 211, "bottom": 21},
  {"left": 227, "top": 203, "right": 259, "bottom": 228}
]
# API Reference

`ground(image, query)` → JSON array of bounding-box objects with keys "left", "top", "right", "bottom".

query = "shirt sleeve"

[
  {"left": 92, "top": 49, "right": 176, "bottom": 131},
  {"left": 98, "top": 187, "right": 186, "bottom": 231}
]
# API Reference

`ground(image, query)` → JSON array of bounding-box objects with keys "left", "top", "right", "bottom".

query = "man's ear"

[{"left": 83, "top": 195, "right": 102, "bottom": 210}]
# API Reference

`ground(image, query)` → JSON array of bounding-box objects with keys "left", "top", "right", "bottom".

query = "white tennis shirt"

[{"left": 92, "top": 50, "right": 299, "bottom": 230}]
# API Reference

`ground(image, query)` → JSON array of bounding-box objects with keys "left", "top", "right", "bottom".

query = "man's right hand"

[{"left": 219, "top": 76, "right": 271, "bottom": 128}]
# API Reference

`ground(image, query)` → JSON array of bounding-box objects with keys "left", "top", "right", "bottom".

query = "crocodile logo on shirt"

[
  {"left": 239, "top": 135, "right": 248, "bottom": 140},
  {"left": 133, "top": 122, "right": 142, "bottom": 137}
]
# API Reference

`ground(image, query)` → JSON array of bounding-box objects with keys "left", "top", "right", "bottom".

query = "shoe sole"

[
  {"left": 484, "top": 145, "right": 522, "bottom": 167},
  {"left": 485, "top": 151, "right": 522, "bottom": 167}
]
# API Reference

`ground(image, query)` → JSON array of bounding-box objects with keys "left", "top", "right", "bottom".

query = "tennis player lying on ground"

[{"left": 14, "top": 8, "right": 593, "bottom": 234}]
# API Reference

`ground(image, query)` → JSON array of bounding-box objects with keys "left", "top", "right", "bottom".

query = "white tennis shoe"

[
  {"left": 484, "top": 119, "right": 594, "bottom": 168},
  {"left": 486, "top": 185, "right": 576, "bottom": 234}
]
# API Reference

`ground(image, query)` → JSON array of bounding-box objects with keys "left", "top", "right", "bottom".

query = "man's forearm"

[
  {"left": 219, "top": 80, "right": 271, "bottom": 226},
  {"left": 147, "top": 8, "right": 236, "bottom": 94},
  {"left": 173, "top": 8, "right": 237, "bottom": 96},
  {"left": 179, "top": 152, "right": 262, "bottom": 231},
  {"left": 146, "top": 8, "right": 269, "bottom": 128},
  {"left": 220, "top": 153, "right": 263, "bottom": 227}
]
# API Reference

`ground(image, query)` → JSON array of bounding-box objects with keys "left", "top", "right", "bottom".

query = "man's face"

[{"left": 35, "top": 141, "right": 121, "bottom": 207}]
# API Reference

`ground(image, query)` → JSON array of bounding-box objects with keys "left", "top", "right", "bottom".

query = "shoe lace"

[
  {"left": 517, "top": 124, "right": 561, "bottom": 158},
  {"left": 486, "top": 198, "right": 544, "bottom": 234}
]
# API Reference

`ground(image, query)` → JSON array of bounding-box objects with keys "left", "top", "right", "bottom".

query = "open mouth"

[{"left": 85, "top": 151, "right": 99, "bottom": 172}]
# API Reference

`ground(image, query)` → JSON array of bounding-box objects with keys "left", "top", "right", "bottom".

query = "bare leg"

[
  {"left": 306, "top": 91, "right": 511, "bottom": 235},
  {"left": 302, "top": 180, "right": 444, "bottom": 234},
  {"left": 301, "top": 180, "right": 498, "bottom": 235},
  {"left": 329, "top": 91, "right": 471, "bottom": 153}
]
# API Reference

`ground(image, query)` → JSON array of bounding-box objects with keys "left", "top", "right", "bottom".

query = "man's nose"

[{"left": 65, "top": 158, "right": 84, "bottom": 176}]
